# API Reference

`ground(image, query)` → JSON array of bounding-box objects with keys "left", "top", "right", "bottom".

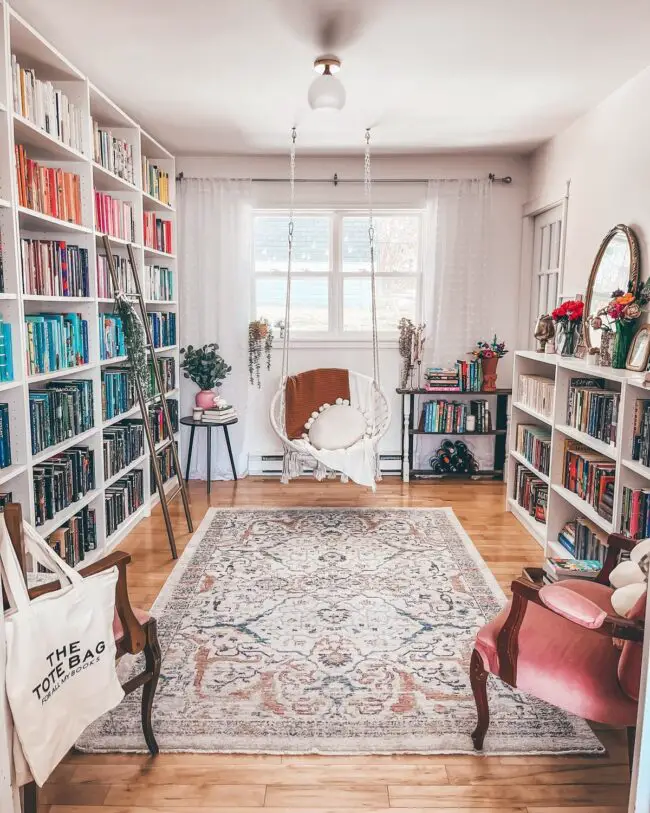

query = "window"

[{"left": 253, "top": 211, "right": 421, "bottom": 335}]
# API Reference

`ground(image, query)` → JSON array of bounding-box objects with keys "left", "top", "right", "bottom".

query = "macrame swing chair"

[{"left": 270, "top": 129, "right": 391, "bottom": 489}]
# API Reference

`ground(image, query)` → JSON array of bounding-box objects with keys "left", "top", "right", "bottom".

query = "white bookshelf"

[
  {"left": 507, "top": 350, "right": 650, "bottom": 558},
  {"left": 0, "top": 1, "right": 180, "bottom": 565}
]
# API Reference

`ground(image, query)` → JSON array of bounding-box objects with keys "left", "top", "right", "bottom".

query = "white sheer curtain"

[
  {"left": 423, "top": 179, "right": 492, "bottom": 367},
  {"left": 177, "top": 178, "right": 253, "bottom": 480}
]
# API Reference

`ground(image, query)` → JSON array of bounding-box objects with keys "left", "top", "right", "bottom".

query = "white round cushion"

[
  {"left": 611, "top": 583, "right": 647, "bottom": 618},
  {"left": 308, "top": 404, "right": 367, "bottom": 451},
  {"left": 609, "top": 559, "right": 646, "bottom": 589}
]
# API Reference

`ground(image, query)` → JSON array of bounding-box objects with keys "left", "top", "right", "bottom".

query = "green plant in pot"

[{"left": 180, "top": 343, "right": 231, "bottom": 408}]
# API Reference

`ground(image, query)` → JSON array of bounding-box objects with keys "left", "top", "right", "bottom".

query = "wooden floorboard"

[{"left": 39, "top": 478, "right": 631, "bottom": 813}]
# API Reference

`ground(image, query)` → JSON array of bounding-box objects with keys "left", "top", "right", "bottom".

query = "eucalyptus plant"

[{"left": 180, "top": 343, "right": 231, "bottom": 390}]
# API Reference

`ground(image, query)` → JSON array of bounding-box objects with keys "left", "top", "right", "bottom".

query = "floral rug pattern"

[{"left": 77, "top": 507, "right": 604, "bottom": 754}]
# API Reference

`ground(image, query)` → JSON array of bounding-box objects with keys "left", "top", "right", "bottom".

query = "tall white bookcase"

[
  {"left": 0, "top": 1, "right": 180, "bottom": 564},
  {"left": 508, "top": 349, "right": 650, "bottom": 557}
]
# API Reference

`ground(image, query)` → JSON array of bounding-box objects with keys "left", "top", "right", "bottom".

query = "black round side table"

[{"left": 180, "top": 416, "right": 238, "bottom": 494}]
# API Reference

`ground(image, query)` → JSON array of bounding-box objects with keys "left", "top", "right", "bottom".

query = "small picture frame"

[{"left": 626, "top": 323, "right": 650, "bottom": 372}]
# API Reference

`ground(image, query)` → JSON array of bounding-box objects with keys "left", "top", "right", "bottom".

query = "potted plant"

[
  {"left": 248, "top": 318, "right": 273, "bottom": 388},
  {"left": 551, "top": 299, "right": 584, "bottom": 357},
  {"left": 590, "top": 281, "right": 650, "bottom": 368},
  {"left": 180, "top": 343, "right": 231, "bottom": 408},
  {"left": 398, "top": 319, "right": 426, "bottom": 389},
  {"left": 469, "top": 336, "right": 508, "bottom": 391}
]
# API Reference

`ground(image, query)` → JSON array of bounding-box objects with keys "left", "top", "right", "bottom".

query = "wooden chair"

[
  {"left": 469, "top": 532, "right": 645, "bottom": 769},
  {"left": 1, "top": 503, "right": 161, "bottom": 812}
]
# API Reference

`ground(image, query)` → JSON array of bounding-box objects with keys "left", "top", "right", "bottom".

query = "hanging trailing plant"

[
  {"left": 114, "top": 293, "right": 150, "bottom": 397},
  {"left": 248, "top": 318, "right": 273, "bottom": 388}
]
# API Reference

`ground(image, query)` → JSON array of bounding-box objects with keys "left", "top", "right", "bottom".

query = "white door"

[{"left": 531, "top": 204, "right": 564, "bottom": 323}]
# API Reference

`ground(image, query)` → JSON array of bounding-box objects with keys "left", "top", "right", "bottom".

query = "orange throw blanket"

[{"left": 285, "top": 368, "right": 350, "bottom": 440}]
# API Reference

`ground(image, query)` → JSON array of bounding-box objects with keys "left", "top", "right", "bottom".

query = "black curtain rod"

[{"left": 176, "top": 171, "right": 513, "bottom": 185}]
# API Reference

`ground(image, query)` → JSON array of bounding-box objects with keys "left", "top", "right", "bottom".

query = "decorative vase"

[
  {"left": 195, "top": 389, "right": 217, "bottom": 409},
  {"left": 599, "top": 331, "right": 613, "bottom": 367},
  {"left": 480, "top": 356, "right": 499, "bottom": 391},
  {"left": 612, "top": 321, "right": 636, "bottom": 369},
  {"left": 558, "top": 321, "right": 580, "bottom": 357}
]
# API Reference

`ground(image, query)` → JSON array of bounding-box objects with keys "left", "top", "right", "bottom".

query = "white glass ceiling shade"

[{"left": 308, "top": 72, "right": 346, "bottom": 110}]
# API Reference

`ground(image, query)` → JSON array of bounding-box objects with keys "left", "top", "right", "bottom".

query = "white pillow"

[
  {"left": 307, "top": 404, "right": 367, "bottom": 450},
  {"left": 610, "top": 559, "right": 646, "bottom": 589},
  {"left": 611, "top": 583, "right": 647, "bottom": 618}
]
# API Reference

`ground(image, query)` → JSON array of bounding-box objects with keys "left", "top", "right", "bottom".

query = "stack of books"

[
  {"left": 147, "top": 311, "right": 176, "bottom": 348},
  {"left": 152, "top": 443, "right": 177, "bottom": 494},
  {"left": 632, "top": 399, "right": 650, "bottom": 467},
  {"left": 20, "top": 239, "right": 90, "bottom": 298},
  {"left": 102, "top": 368, "right": 136, "bottom": 421},
  {"left": 566, "top": 377, "right": 618, "bottom": 445},
  {"left": 562, "top": 440, "right": 615, "bottom": 521},
  {"left": 517, "top": 375, "right": 555, "bottom": 419},
  {"left": 514, "top": 463, "right": 547, "bottom": 523},
  {"left": 424, "top": 360, "right": 484, "bottom": 392},
  {"left": 144, "top": 264, "right": 173, "bottom": 301},
  {"left": 97, "top": 253, "right": 134, "bottom": 299},
  {"left": 25, "top": 313, "right": 89, "bottom": 375},
  {"left": 12, "top": 56, "right": 84, "bottom": 152},
  {"left": 105, "top": 469, "right": 144, "bottom": 537},
  {"left": 33, "top": 446, "right": 95, "bottom": 526},
  {"left": 41, "top": 506, "right": 97, "bottom": 569},
  {"left": 421, "top": 399, "right": 490, "bottom": 433},
  {"left": 103, "top": 421, "right": 144, "bottom": 481},
  {"left": 0, "top": 316, "right": 14, "bottom": 382},
  {"left": 149, "top": 357, "right": 175, "bottom": 396},
  {"left": 94, "top": 192, "right": 135, "bottom": 242},
  {"left": 542, "top": 557, "right": 602, "bottom": 584},
  {"left": 0, "top": 404, "right": 11, "bottom": 469},
  {"left": 15, "top": 145, "right": 82, "bottom": 224},
  {"left": 515, "top": 424, "right": 551, "bottom": 476},
  {"left": 99, "top": 314, "right": 126, "bottom": 360},
  {"left": 142, "top": 157, "right": 170, "bottom": 205},
  {"left": 557, "top": 518, "right": 608, "bottom": 562},
  {"left": 143, "top": 213, "right": 172, "bottom": 253},
  {"left": 29, "top": 379, "right": 94, "bottom": 455},
  {"left": 92, "top": 121, "right": 135, "bottom": 184},
  {"left": 621, "top": 486, "right": 650, "bottom": 539},
  {"left": 202, "top": 404, "right": 237, "bottom": 424},
  {"left": 149, "top": 398, "right": 179, "bottom": 444}
]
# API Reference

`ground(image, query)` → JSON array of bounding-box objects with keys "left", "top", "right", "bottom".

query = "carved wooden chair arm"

[{"left": 597, "top": 533, "right": 637, "bottom": 585}]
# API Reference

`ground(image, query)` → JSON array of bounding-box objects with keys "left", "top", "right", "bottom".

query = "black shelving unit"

[{"left": 397, "top": 387, "right": 512, "bottom": 481}]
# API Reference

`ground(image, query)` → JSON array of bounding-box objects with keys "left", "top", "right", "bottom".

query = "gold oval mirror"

[{"left": 583, "top": 224, "right": 640, "bottom": 349}]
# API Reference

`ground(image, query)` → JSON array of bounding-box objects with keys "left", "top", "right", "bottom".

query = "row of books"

[
  {"left": 106, "top": 469, "right": 144, "bottom": 538},
  {"left": 150, "top": 357, "right": 176, "bottom": 397},
  {"left": 29, "top": 380, "right": 94, "bottom": 455},
  {"left": 566, "top": 377, "right": 618, "bottom": 446},
  {"left": 25, "top": 313, "right": 89, "bottom": 376},
  {"left": 148, "top": 311, "right": 176, "bottom": 348},
  {"left": 621, "top": 486, "right": 650, "bottom": 540},
  {"left": 421, "top": 399, "right": 491, "bottom": 433},
  {"left": 97, "top": 253, "right": 134, "bottom": 299},
  {"left": 517, "top": 374, "right": 554, "bottom": 419},
  {"left": 0, "top": 317, "right": 13, "bottom": 382},
  {"left": 94, "top": 192, "right": 135, "bottom": 242},
  {"left": 632, "top": 399, "right": 650, "bottom": 468},
  {"left": 562, "top": 440, "right": 615, "bottom": 521},
  {"left": 142, "top": 157, "right": 171, "bottom": 205},
  {"left": 33, "top": 446, "right": 95, "bottom": 527},
  {"left": 557, "top": 517, "right": 608, "bottom": 562},
  {"left": 515, "top": 424, "right": 551, "bottom": 476},
  {"left": 542, "top": 557, "right": 602, "bottom": 584},
  {"left": 514, "top": 463, "right": 547, "bottom": 524},
  {"left": 145, "top": 265, "right": 174, "bottom": 301},
  {"left": 424, "top": 360, "right": 484, "bottom": 392},
  {"left": 20, "top": 239, "right": 90, "bottom": 298},
  {"left": 92, "top": 121, "right": 135, "bottom": 185},
  {"left": 99, "top": 314, "right": 126, "bottom": 361},
  {"left": 15, "top": 145, "right": 82, "bottom": 225},
  {"left": 103, "top": 421, "right": 144, "bottom": 481},
  {"left": 42, "top": 506, "right": 97, "bottom": 570},
  {"left": 152, "top": 443, "right": 177, "bottom": 493},
  {"left": 143, "top": 213, "right": 173, "bottom": 254},
  {"left": 102, "top": 368, "right": 136, "bottom": 421},
  {"left": 0, "top": 404, "right": 11, "bottom": 469},
  {"left": 12, "top": 55, "right": 84, "bottom": 153},
  {"left": 149, "top": 398, "right": 179, "bottom": 445}
]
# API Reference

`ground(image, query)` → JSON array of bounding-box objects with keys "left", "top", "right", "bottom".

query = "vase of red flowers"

[
  {"left": 551, "top": 299, "right": 584, "bottom": 357},
  {"left": 469, "top": 336, "right": 508, "bottom": 391},
  {"left": 590, "top": 286, "right": 650, "bottom": 368}
]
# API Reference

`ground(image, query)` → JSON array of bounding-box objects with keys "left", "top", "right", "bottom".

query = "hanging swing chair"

[{"left": 270, "top": 129, "right": 391, "bottom": 489}]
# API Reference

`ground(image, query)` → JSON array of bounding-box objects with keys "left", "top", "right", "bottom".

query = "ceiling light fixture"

[{"left": 308, "top": 55, "right": 346, "bottom": 111}]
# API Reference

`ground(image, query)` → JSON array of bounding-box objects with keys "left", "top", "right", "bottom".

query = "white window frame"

[{"left": 252, "top": 207, "right": 424, "bottom": 344}]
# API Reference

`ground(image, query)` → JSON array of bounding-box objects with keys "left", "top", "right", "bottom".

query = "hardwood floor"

[{"left": 41, "top": 479, "right": 630, "bottom": 813}]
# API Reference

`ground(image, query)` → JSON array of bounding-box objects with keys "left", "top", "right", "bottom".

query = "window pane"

[
  {"left": 343, "top": 277, "right": 417, "bottom": 331},
  {"left": 254, "top": 216, "right": 330, "bottom": 273},
  {"left": 256, "top": 277, "right": 329, "bottom": 332},
  {"left": 342, "top": 215, "right": 419, "bottom": 274}
]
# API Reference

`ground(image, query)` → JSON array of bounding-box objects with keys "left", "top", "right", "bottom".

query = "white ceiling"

[{"left": 10, "top": 0, "right": 650, "bottom": 156}]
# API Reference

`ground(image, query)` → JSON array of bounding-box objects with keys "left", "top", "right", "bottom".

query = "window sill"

[{"left": 271, "top": 336, "right": 399, "bottom": 350}]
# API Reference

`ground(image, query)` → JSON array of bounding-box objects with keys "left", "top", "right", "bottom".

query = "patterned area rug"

[{"left": 78, "top": 507, "right": 604, "bottom": 755}]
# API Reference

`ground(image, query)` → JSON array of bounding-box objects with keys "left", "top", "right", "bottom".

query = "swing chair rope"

[{"left": 364, "top": 129, "right": 380, "bottom": 391}]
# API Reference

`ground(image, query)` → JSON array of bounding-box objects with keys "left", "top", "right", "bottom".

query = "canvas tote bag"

[{"left": 1, "top": 520, "right": 124, "bottom": 786}]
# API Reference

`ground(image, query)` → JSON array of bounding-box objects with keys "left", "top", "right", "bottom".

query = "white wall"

[{"left": 177, "top": 152, "right": 528, "bottom": 463}]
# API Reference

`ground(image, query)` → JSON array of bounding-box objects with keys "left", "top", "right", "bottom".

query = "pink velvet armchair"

[{"left": 470, "top": 533, "right": 645, "bottom": 766}]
